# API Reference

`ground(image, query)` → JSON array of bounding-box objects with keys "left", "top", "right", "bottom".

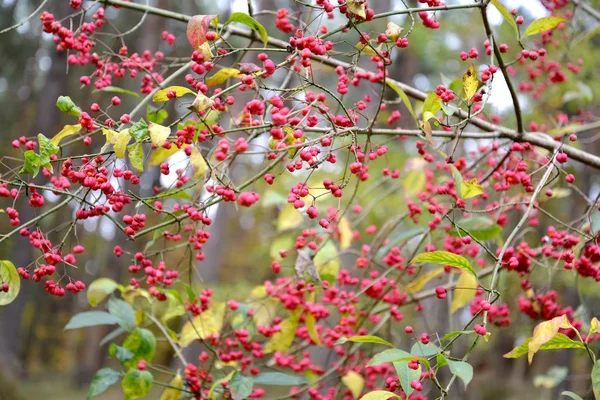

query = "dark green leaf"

[
  {"left": 252, "top": 372, "right": 307, "bottom": 386},
  {"left": 87, "top": 368, "right": 120, "bottom": 399},
  {"left": 122, "top": 368, "right": 152, "bottom": 400},
  {"left": 147, "top": 107, "right": 168, "bottom": 124},
  {"left": 230, "top": 372, "right": 254, "bottom": 400},
  {"left": 130, "top": 119, "right": 149, "bottom": 143},
  {"left": 65, "top": 311, "right": 119, "bottom": 330},
  {"left": 107, "top": 297, "right": 136, "bottom": 331}
]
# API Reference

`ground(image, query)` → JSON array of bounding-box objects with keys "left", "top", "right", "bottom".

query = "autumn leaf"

[
  {"left": 206, "top": 68, "right": 242, "bottom": 86},
  {"left": 461, "top": 178, "right": 483, "bottom": 199},
  {"left": 188, "top": 92, "right": 215, "bottom": 114},
  {"left": 264, "top": 310, "right": 300, "bottom": 353},
  {"left": 186, "top": 15, "right": 218, "bottom": 50},
  {"left": 148, "top": 123, "right": 170, "bottom": 147},
  {"left": 524, "top": 16, "right": 565, "bottom": 37},
  {"left": 346, "top": 0, "right": 366, "bottom": 19},
  {"left": 51, "top": 124, "right": 82, "bottom": 146},
  {"left": 342, "top": 371, "right": 364, "bottom": 399},
  {"left": 114, "top": 129, "right": 132, "bottom": 159},
  {"left": 153, "top": 86, "right": 195, "bottom": 102},
  {"left": 528, "top": 315, "right": 577, "bottom": 364},
  {"left": 462, "top": 64, "right": 480, "bottom": 101},
  {"left": 450, "top": 272, "right": 478, "bottom": 314},
  {"left": 406, "top": 268, "right": 444, "bottom": 294},
  {"left": 190, "top": 147, "right": 208, "bottom": 178},
  {"left": 180, "top": 303, "right": 225, "bottom": 347}
]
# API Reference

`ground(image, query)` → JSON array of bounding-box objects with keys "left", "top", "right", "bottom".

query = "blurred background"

[{"left": 1, "top": 0, "right": 600, "bottom": 399}]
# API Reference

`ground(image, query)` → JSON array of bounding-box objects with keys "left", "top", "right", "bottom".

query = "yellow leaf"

[
  {"left": 306, "top": 313, "right": 322, "bottom": 345},
  {"left": 114, "top": 129, "right": 131, "bottom": 159},
  {"left": 252, "top": 298, "right": 278, "bottom": 327},
  {"left": 422, "top": 92, "right": 442, "bottom": 117},
  {"left": 180, "top": 303, "right": 225, "bottom": 347},
  {"left": 490, "top": 0, "right": 519, "bottom": 36},
  {"left": 208, "top": 371, "right": 234, "bottom": 400},
  {"left": 529, "top": 315, "right": 576, "bottom": 364},
  {"left": 264, "top": 310, "right": 300, "bottom": 353},
  {"left": 338, "top": 217, "right": 353, "bottom": 249},
  {"left": 406, "top": 268, "right": 444, "bottom": 294},
  {"left": 103, "top": 128, "right": 118, "bottom": 145},
  {"left": 346, "top": 0, "right": 366, "bottom": 18},
  {"left": 277, "top": 203, "right": 303, "bottom": 231},
  {"left": 462, "top": 64, "right": 480, "bottom": 101},
  {"left": 188, "top": 92, "right": 215, "bottom": 114},
  {"left": 385, "top": 22, "right": 403, "bottom": 41},
  {"left": 283, "top": 126, "right": 305, "bottom": 158},
  {"left": 387, "top": 81, "right": 416, "bottom": 121},
  {"left": 51, "top": 124, "right": 82, "bottom": 146},
  {"left": 148, "top": 123, "right": 171, "bottom": 147},
  {"left": 589, "top": 317, "right": 599, "bottom": 341},
  {"left": 461, "top": 178, "right": 483, "bottom": 199},
  {"left": 190, "top": 147, "right": 208, "bottom": 178},
  {"left": 206, "top": 68, "right": 242, "bottom": 86},
  {"left": 524, "top": 16, "right": 565, "bottom": 37},
  {"left": 355, "top": 41, "right": 376, "bottom": 57},
  {"left": 342, "top": 371, "right": 364, "bottom": 399},
  {"left": 314, "top": 241, "right": 340, "bottom": 278},
  {"left": 159, "top": 375, "right": 183, "bottom": 400},
  {"left": 198, "top": 42, "right": 214, "bottom": 61},
  {"left": 249, "top": 284, "right": 268, "bottom": 300},
  {"left": 360, "top": 391, "right": 401, "bottom": 400},
  {"left": 450, "top": 272, "right": 478, "bottom": 314},
  {"left": 153, "top": 86, "right": 195, "bottom": 102},
  {"left": 149, "top": 146, "right": 181, "bottom": 166},
  {"left": 403, "top": 170, "right": 426, "bottom": 196}
]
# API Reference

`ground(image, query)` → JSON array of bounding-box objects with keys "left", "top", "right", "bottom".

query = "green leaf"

[
  {"left": 56, "top": 95, "right": 81, "bottom": 117},
  {"left": 449, "top": 217, "right": 502, "bottom": 241},
  {"left": 97, "top": 86, "right": 141, "bottom": 99},
  {"left": 444, "top": 357, "right": 473, "bottom": 388},
  {"left": 109, "top": 344, "right": 134, "bottom": 363},
  {"left": 561, "top": 390, "right": 584, "bottom": 400},
  {"left": 442, "top": 330, "right": 476, "bottom": 342},
  {"left": 0, "top": 260, "right": 20, "bottom": 306},
  {"left": 122, "top": 328, "right": 157, "bottom": 368},
  {"left": 314, "top": 241, "right": 341, "bottom": 281},
  {"left": 591, "top": 361, "right": 600, "bottom": 399},
  {"left": 87, "top": 278, "right": 119, "bottom": 307},
  {"left": 335, "top": 335, "right": 393, "bottom": 347},
  {"left": 122, "top": 368, "right": 152, "bottom": 400},
  {"left": 590, "top": 212, "right": 600, "bottom": 237},
  {"left": 524, "top": 16, "right": 565, "bottom": 36},
  {"left": 422, "top": 92, "right": 442, "bottom": 118},
  {"left": 252, "top": 372, "right": 307, "bottom": 386},
  {"left": 263, "top": 310, "right": 300, "bottom": 353},
  {"left": 411, "top": 251, "right": 477, "bottom": 278},
  {"left": 387, "top": 82, "right": 416, "bottom": 121},
  {"left": 360, "top": 391, "right": 401, "bottom": 400},
  {"left": 65, "top": 311, "right": 119, "bottom": 330},
  {"left": 410, "top": 342, "right": 440, "bottom": 358},
  {"left": 100, "top": 327, "right": 127, "bottom": 347},
  {"left": 230, "top": 372, "right": 254, "bottom": 400},
  {"left": 490, "top": 0, "right": 519, "bottom": 37},
  {"left": 147, "top": 107, "right": 168, "bottom": 124},
  {"left": 130, "top": 119, "right": 149, "bottom": 143},
  {"left": 503, "top": 333, "right": 584, "bottom": 359},
  {"left": 19, "top": 150, "right": 41, "bottom": 176},
  {"left": 394, "top": 361, "right": 421, "bottom": 398},
  {"left": 226, "top": 12, "right": 268, "bottom": 46},
  {"left": 127, "top": 142, "right": 144, "bottom": 172},
  {"left": 87, "top": 368, "right": 120, "bottom": 400},
  {"left": 107, "top": 297, "right": 136, "bottom": 331},
  {"left": 368, "top": 349, "right": 413, "bottom": 366}
]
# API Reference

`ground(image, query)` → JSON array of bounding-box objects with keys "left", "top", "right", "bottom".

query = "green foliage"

[
  {"left": 87, "top": 368, "right": 120, "bottom": 399},
  {"left": 122, "top": 368, "right": 153, "bottom": 400},
  {"left": 0, "top": 260, "right": 19, "bottom": 306}
]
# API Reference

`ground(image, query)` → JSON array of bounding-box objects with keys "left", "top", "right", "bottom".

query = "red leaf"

[{"left": 186, "top": 15, "right": 216, "bottom": 50}]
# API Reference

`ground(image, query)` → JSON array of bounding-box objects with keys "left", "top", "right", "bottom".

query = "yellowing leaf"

[
  {"left": 208, "top": 371, "right": 234, "bottom": 400},
  {"left": 504, "top": 333, "right": 584, "bottom": 359},
  {"left": 188, "top": 92, "right": 215, "bottom": 114},
  {"left": 524, "top": 16, "right": 565, "bottom": 37},
  {"left": 588, "top": 317, "right": 599, "bottom": 342},
  {"left": 462, "top": 64, "right": 480, "bottom": 101},
  {"left": 252, "top": 298, "right": 278, "bottom": 327},
  {"left": 342, "top": 371, "right": 364, "bottom": 399},
  {"left": 360, "top": 391, "right": 401, "bottom": 400},
  {"left": 422, "top": 92, "right": 442, "bottom": 117},
  {"left": 314, "top": 241, "right": 340, "bottom": 279},
  {"left": 277, "top": 203, "right": 303, "bottom": 231},
  {"left": 338, "top": 217, "right": 353, "bottom": 249},
  {"left": 403, "top": 170, "right": 426, "bottom": 196},
  {"left": 114, "top": 129, "right": 132, "bottom": 159},
  {"left": 461, "top": 178, "right": 483, "bottom": 199},
  {"left": 406, "top": 268, "right": 444, "bottom": 294},
  {"left": 153, "top": 86, "right": 195, "bottom": 102},
  {"left": 385, "top": 22, "right": 403, "bottom": 41},
  {"left": 148, "top": 123, "right": 171, "bottom": 147},
  {"left": 450, "top": 272, "right": 478, "bottom": 314},
  {"left": 529, "top": 315, "right": 576, "bottom": 364},
  {"left": 206, "top": 68, "right": 242, "bottom": 86},
  {"left": 198, "top": 42, "right": 214, "bottom": 61},
  {"left": 355, "top": 41, "right": 376, "bottom": 57},
  {"left": 305, "top": 313, "right": 322, "bottom": 345},
  {"left": 387, "top": 81, "right": 416, "bottom": 121},
  {"left": 490, "top": 0, "right": 519, "bottom": 36},
  {"left": 127, "top": 143, "right": 144, "bottom": 172},
  {"left": 180, "top": 303, "right": 225, "bottom": 347},
  {"left": 103, "top": 128, "right": 118, "bottom": 145},
  {"left": 0, "top": 260, "right": 20, "bottom": 306},
  {"left": 51, "top": 124, "right": 82, "bottom": 146},
  {"left": 159, "top": 375, "right": 183, "bottom": 400},
  {"left": 149, "top": 146, "right": 181, "bottom": 166},
  {"left": 264, "top": 310, "right": 300, "bottom": 353},
  {"left": 190, "top": 147, "right": 208, "bottom": 178},
  {"left": 186, "top": 14, "right": 218, "bottom": 50},
  {"left": 411, "top": 251, "right": 477, "bottom": 278},
  {"left": 346, "top": 0, "right": 366, "bottom": 18}
]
